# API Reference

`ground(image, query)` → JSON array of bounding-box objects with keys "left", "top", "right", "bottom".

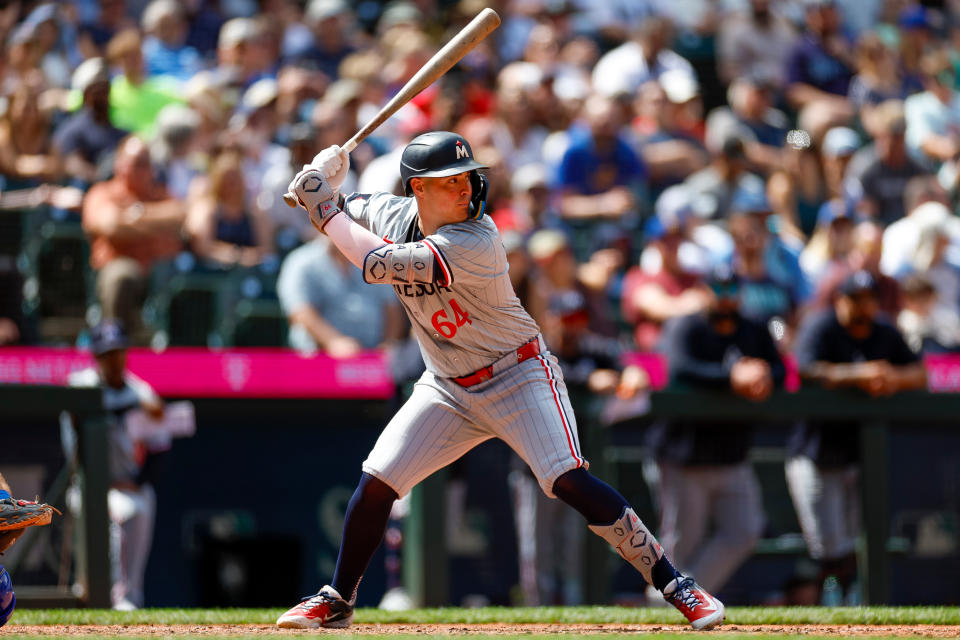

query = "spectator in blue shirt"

[
  {"left": 723, "top": 185, "right": 809, "bottom": 336},
  {"left": 786, "top": 0, "right": 856, "bottom": 142},
  {"left": 556, "top": 93, "right": 648, "bottom": 237},
  {"left": 140, "top": 0, "right": 204, "bottom": 85},
  {"left": 52, "top": 57, "right": 128, "bottom": 187}
]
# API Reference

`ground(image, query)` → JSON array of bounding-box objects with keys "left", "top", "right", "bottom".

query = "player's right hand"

[{"left": 311, "top": 145, "right": 350, "bottom": 193}]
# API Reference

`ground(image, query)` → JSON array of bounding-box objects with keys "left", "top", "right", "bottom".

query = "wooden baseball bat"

[{"left": 283, "top": 7, "right": 501, "bottom": 207}]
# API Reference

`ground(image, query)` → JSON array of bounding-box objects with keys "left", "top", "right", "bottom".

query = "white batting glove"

[
  {"left": 288, "top": 165, "right": 341, "bottom": 232},
  {"left": 311, "top": 145, "right": 350, "bottom": 193}
]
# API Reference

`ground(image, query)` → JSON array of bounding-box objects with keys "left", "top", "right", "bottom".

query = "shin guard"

[{"left": 588, "top": 507, "right": 663, "bottom": 584}]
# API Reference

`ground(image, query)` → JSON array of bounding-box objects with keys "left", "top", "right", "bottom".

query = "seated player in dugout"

[{"left": 277, "top": 132, "right": 725, "bottom": 630}]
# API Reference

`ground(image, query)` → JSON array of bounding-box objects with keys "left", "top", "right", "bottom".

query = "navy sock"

[
  {"left": 652, "top": 555, "right": 683, "bottom": 592},
  {"left": 553, "top": 469, "right": 682, "bottom": 592},
  {"left": 0, "top": 490, "right": 9, "bottom": 500},
  {"left": 331, "top": 473, "right": 398, "bottom": 602},
  {"left": 552, "top": 468, "right": 629, "bottom": 527}
]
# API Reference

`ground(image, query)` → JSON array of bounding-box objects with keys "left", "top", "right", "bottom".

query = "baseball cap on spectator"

[
  {"left": 659, "top": 69, "right": 699, "bottom": 104},
  {"left": 142, "top": 0, "right": 182, "bottom": 33},
  {"left": 552, "top": 71, "right": 590, "bottom": 102},
  {"left": 540, "top": 0, "right": 577, "bottom": 16},
  {"left": 501, "top": 230, "right": 525, "bottom": 255},
  {"left": 72, "top": 57, "right": 110, "bottom": 93},
  {"left": 324, "top": 79, "right": 362, "bottom": 108},
  {"left": 872, "top": 99, "right": 906, "bottom": 135},
  {"left": 706, "top": 264, "right": 740, "bottom": 299},
  {"left": 838, "top": 269, "right": 877, "bottom": 297},
  {"left": 648, "top": 185, "right": 694, "bottom": 239},
  {"left": 730, "top": 182, "right": 771, "bottom": 215},
  {"left": 898, "top": 5, "right": 930, "bottom": 30},
  {"left": 499, "top": 61, "right": 544, "bottom": 93},
  {"left": 289, "top": 121, "right": 317, "bottom": 145},
  {"left": 822, "top": 127, "right": 861, "bottom": 158},
  {"left": 24, "top": 3, "right": 56, "bottom": 27},
  {"left": 90, "top": 320, "right": 129, "bottom": 356},
  {"left": 8, "top": 21, "right": 39, "bottom": 46},
  {"left": 218, "top": 17, "right": 258, "bottom": 49},
  {"left": 184, "top": 70, "right": 228, "bottom": 120},
  {"left": 527, "top": 228, "right": 569, "bottom": 261},
  {"left": 306, "top": 0, "right": 351, "bottom": 22},
  {"left": 804, "top": 0, "right": 836, "bottom": 9},
  {"left": 379, "top": 2, "right": 423, "bottom": 31},
  {"left": 815, "top": 199, "right": 856, "bottom": 228},
  {"left": 511, "top": 163, "right": 548, "bottom": 194},
  {"left": 241, "top": 77, "right": 279, "bottom": 112},
  {"left": 155, "top": 103, "right": 201, "bottom": 140},
  {"left": 739, "top": 70, "right": 778, "bottom": 93}
]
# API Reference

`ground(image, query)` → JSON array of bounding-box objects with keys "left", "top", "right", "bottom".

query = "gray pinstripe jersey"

[{"left": 343, "top": 191, "right": 541, "bottom": 378}]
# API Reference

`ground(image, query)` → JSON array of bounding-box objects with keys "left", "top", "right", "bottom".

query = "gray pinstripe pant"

[
  {"left": 363, "top": 348, "right": 588, "bottom": 499},
  {"left": 656, "top": 461, "right": 765, "bottom": 593},
  {"left": 785, "top": 455, "right": 860, "bottom": 561}
]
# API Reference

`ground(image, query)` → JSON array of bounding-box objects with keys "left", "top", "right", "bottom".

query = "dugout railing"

[
  {"left": 407, "top": 387, "right": 958, "bottom": 607},
  {"left": 6, "top": 382, "right": 958, "bottom": 607}
]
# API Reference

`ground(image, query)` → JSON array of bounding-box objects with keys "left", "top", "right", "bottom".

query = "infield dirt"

[{"left": 5, "top": 623, "right": 960, "bottom": 636}]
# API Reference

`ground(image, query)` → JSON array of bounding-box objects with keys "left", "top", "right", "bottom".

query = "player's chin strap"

[{"left": 467, "top": 172, "right": 488, "bottom": 221}]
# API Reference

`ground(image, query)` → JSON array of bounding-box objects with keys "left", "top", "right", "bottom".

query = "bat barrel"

[{"left": 282, "top": 8, "right": 500, "bottom": 208}]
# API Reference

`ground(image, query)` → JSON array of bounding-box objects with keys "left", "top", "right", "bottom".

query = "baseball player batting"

[{"left": 276, "top": 133, "right": 725, "bottom": 631}]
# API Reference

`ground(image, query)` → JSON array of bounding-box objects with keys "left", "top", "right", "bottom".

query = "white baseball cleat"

[
  {"left": 276, "top": 585, "right": 354, "bottom": 629},
  {"left": 663, "top": 576, "right": 725, "bottom": 630}
]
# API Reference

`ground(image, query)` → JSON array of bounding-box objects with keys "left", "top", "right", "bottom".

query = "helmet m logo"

[{"left": 455, "top": 142, "right": 469, "bottom": 160}]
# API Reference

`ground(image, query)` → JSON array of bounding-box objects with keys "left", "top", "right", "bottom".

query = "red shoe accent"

[
  {"left": 665, "top": 577, "right": 725, "bottom": 630},
  {"left": 276, "top": 585, "right": 354, "bottom": 629}
]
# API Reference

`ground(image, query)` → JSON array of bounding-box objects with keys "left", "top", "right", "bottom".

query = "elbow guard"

[{"left": 363, "top": 241, "right": 445, "bottom": 285}]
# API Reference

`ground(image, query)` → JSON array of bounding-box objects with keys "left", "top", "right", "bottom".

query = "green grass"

[{"left": 10, "top": 605, "right": 960, "bottom": 626}]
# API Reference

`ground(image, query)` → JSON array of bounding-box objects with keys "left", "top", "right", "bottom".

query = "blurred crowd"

[{"left": 0, "top": 0, "right": 959, "bottom": 357}]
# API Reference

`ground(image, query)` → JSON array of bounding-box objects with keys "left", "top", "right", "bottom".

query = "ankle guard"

[{"left": 588, "top": 507, "right": 663, "bottom": 583}]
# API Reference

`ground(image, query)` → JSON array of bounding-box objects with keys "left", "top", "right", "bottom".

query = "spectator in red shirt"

[{"left": 622, "top": 186, "right": 711, "bottom": 351}]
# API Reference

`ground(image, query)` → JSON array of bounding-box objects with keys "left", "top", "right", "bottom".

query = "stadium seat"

[
  {"left": 148, "top": 272, "right": 235, "bottom": 347},
  {"left": 19, "top": 220, "right": 92, "bottom": 341},
  {"left": 218, "top": 298, "right": 288, "bottom": 347}
]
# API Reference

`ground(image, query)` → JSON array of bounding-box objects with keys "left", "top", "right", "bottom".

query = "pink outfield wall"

[
  {"left": 0, "top": 347, "right": 395, "bottom": 399},
  {"left": 0, "top": 347, "right": 957, "bottom": 398}
]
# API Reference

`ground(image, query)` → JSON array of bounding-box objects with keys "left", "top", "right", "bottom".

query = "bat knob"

[{"left": 283, "top": 192, "right": 299, "bottom": 208}]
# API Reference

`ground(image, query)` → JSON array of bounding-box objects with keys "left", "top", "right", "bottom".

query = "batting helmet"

[
  {"left": 400, "top": 131, "right": 489, "bottom": 220},
  {"left": 0, "top": 565, "right": 15, "bottom": 628}
]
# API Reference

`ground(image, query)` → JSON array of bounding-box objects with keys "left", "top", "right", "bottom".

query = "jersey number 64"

[{"left": 432, "top": 298, "right": 472, "bottom": 339}]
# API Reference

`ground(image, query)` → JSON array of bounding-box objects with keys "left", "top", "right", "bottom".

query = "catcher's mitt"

[{"left": 0, "top": 497, "right": 61, "bottom": 546}]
